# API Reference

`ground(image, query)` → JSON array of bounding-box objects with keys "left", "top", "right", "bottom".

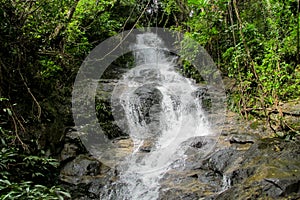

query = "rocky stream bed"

[{"left": 59, "top": 108, "right": 300, "bottom": 199}]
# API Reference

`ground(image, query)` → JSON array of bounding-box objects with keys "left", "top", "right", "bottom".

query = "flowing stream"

[{"left": 101, "top": 33, "right": 213, "bottom": 200}]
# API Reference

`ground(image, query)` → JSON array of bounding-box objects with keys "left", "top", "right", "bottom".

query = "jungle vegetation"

[{"left": 0, "top": 0, "right": 299, "bottom": 198}]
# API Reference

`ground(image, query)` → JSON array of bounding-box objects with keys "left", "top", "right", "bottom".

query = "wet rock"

[
  {"left": 138, "top": 139, "right": 154, "bottom": 152},
  {"left": 191, "top": 85, "right": 214, "bottom": 112},
  {"left": 263, "top": 178, "right": 300, "bottom": 197},
  {"left": 160, "top": 171, "right": 217, "bottom": 200},
  {"left": 159, "top": 134, "right": 300, "bottom": 200},
  {"left": 229, "top": 134, "right": 256, "bottom": 144},
  {"left": 60, "top": 143, "right": 78, "bottom": 162},
  {"left": 203, "top": 148, "right": 243, "bottom": 174},
  {"left": 192, "top": 86, "right": 208, "bottom": 99},
  {"left": 133, "top": 84, "right": 163, "bottom": 126},
  {"left": 213, "top": 139, "right": 300, "bottom": 199},
  {"left": 60, "top": 153, "right": 115, "bottom": 199},
  {"left": 96, "top": 80, "right": 128, "bottom": 139},
  {"left": 101, "top": 57, "right": 132, "bottom": 79},
  {"left": 112, "top": 137, "right": 134, "bottom": 158},
  {"left": 59, "top": 105, "right": 300, "bottom": 199},
  {"left": 62, "top": 131, "right": 88, "bottom": 156},
  {"left": 65, "top": 131, "right": 87, "bottom": 140},
  {"left": 60, "top": 155, "right": 109, "bottom": 185}
]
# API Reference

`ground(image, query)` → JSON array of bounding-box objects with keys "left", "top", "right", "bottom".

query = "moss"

[
  {"left": 250, "top": 120, "right": 259, "bottom": 130},
  {"left": 245, "top": 159, "right": 300, "bottom": 184}
]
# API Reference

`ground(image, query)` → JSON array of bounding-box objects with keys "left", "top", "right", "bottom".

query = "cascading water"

[{"left": 101, "top": 33, "right": 214, "bottom": 200}]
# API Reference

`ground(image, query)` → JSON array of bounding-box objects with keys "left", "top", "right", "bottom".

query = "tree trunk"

[{"left": 233, "top": 0, "right": 258, "bottom": 80}]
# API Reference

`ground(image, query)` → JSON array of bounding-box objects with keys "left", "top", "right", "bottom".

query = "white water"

[{"left": 101, "top": 33, "right": 212, "bottom": 200}]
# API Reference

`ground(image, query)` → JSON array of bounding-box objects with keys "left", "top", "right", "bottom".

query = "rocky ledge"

[{"left": 58, "top": 109, "right": 300, "bottom": 200}]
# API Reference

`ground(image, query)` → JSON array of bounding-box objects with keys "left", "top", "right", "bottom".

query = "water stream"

[{"left": 101, "top": 33, "right": 213, "bottom": 200}]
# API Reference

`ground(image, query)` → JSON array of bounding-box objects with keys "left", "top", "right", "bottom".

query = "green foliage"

[
  {"left": 0, "top": 180, "right": 70, "bottom": 200},
  {"left": 0, "top": 0, "right": 144, "bottom": 148},
  {"left": 187, "top": 0, "right": 209, "bottom": 7},
  {"left": 159, "top": 0, "right": 300, "bottom": 137},
  {"left": 0, "top": 135, "right": 70, "bottom": 199},
  {"left": 0, "top": 97, "right": 70, "bottom": 199},
  {"left": 228, "top": 0, "right": 300, "bottom": 105},
  {"left": 39, "top": 58, "right": 63, "bottom": 78},
  {"left": 180, "top": 60, "right": 204, "bottom": 83}
]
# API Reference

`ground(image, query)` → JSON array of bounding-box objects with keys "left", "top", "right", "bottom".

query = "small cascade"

[
  {"left": 101, "top": 33, "right": 213, "bottom": 200},
  {"left": 221, "top": 174, "right": 231, "bottom": 191}
]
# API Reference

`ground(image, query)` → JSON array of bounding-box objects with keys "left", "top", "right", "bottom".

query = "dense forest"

[{"left": 0, "top": 0, "right": 300, "bottom": 199}]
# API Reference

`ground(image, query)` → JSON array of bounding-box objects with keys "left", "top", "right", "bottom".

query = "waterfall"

[{"left": 101, "top": 33, "right": 213, "bottom": 200}]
